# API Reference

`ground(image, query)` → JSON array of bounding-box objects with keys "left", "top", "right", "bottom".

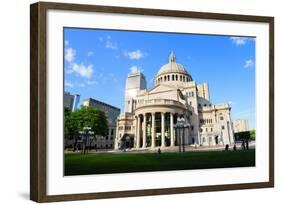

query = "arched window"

[
  {"left": 200, "top": 128, "right": 203, "bottom": 133},
  {"left": 183, "top": 76, "right": 185, "bottom": 82},
  {"left": 167, "top": 75, "right": 170, "bottom": 81},
  {"left": 180, "top": 75, "right": 182, "bottom": 81},
  {"left": 175, "top": 75, "right": 178, "bottom": 81},
  {"left": 164, "top": 76, "right": 167, "bottom": 81},
  {"left": 172, "top": 75, "right": 174, "bottom": 81}
]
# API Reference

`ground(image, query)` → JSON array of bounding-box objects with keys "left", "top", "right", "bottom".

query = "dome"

[
  {"left": 156, "top": 52, "right": 189, "bottom": 76},
  {"left": 154, "top": 52, "right": 193, "bottom": 86}
]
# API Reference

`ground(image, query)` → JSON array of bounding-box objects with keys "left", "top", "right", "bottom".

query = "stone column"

[
  {"left": 136, "top": 115, "right": 141, "bottom": 148},
  {"left": 134, "top": 116, "right": 138, "bottom": 147},
  {"left": 184, "top": 115, "right": 189, "bottom": 145},
  {"left": 142, "top": 113, "right": 147, "bottom": 148},
  {"left": 161, "top": 112, "right": 165, "bottom": 147},
  {"left": 151, "top": 113, "right": 156, "bottom": 148},
  {"left": 170, "top": 113, "right": 175, "bottom": 146}
]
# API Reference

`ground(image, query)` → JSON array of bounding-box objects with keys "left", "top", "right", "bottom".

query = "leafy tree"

[
  {"left": 64, "top": 106, "right": 80, "bottom": 151},
  {"left": 250, "top": 130, "right": 256, "bottom": 140},
  {"left": 64, "top": 106, "right": 108, "bottom": 153}
]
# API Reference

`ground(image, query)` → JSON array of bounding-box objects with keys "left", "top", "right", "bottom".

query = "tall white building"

[
  {"left": 115, "top": 52, "right": 235, "bottom": 149},
  {"left": 232, "top": 119, "right": 249, "bottom": 133},
  {"left": 124, "top": 71, "right": 147, "bottom": 113}
]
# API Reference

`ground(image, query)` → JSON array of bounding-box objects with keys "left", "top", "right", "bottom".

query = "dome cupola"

[{"left": 155, "top": 51, "right": 192, "bottom": 86}]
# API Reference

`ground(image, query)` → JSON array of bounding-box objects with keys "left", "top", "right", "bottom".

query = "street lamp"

[
  {"left": 174, "top": 116, "right": 190, "bottom": 152},
  {"left": 79, "top": 127, "right": 94, "bottom": 154}
]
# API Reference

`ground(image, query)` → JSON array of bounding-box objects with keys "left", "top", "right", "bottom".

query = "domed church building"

[{"left": 115, "top": 52, "right": 235, "bottom": 150}]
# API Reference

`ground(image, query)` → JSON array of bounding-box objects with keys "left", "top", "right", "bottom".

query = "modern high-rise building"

[
  {"left": 232, "top": 119, "right": 250, "bottom": 133},
  {"left": 124, "top": 70, "right": 147, "bottom": 113},
  {"left": 64, "top": 92, "right": 80, "bottom": 112},
  {"left": 82, "top": 98, "right": 121, "bottom": 149}
]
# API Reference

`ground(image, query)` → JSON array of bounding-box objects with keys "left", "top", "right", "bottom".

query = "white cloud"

[
  {"left": 87, "top": 51, "right": 94, "bottom": 57},
  {"left": 65, "top": 47, "right": 76, "bottom": 63},
  {"left": 71, "top": 63, "right": 94, "bottom": 78},
  {"left": 230, "top": 37, "right": 247, "bottom": 46},
  {"left": 244, "top": 59, "right": 254, "bottom": 68},
  {"left": 86, "top": 80, "right": 98, "bottom": 85},
  {"left": 125, "top": 49, "right": 145, "bottom": 60},
  {"left": 65, "top": 81, "right": 74, "bottom": 88},
  {"left": 130, "top": 65, "right": 141, "bottom": 74},
  {"left": 65, "top": 69, "right": 73, "bottom": 74},
  {"left": 105, "top": 35, "right": 118, "bottom": 49},
  {"left": 78, "top": 83, "right": 85, "bottom": 87}
]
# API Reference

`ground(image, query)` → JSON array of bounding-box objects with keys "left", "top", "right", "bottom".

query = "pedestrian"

[
  {"left": 225, "top": 144, "right": 229, "bottom": 151},
  {"left": 246, "top": 140, "right": 249, "bottom": 150},
  {"left": 158, "top": 148, "right": 161, "bottom": 154},
  {"left": 233, "top": 144, "right": 237, "bottom": 151},
  {"left": 242, "top": 140, "right": 245, "bottom": 150}
]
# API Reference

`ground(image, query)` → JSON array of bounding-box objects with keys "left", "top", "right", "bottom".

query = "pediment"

[{"left": 148, "top": 84, "right": 177, "bottom": 94}]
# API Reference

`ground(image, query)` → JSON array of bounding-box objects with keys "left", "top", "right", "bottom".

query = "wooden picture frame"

[{"left": 30, "top": 1, "right": 274, "bottom": 202}]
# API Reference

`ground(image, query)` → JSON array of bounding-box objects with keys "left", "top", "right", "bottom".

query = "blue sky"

[{"left": 64, "top": 28, "right": 256, "bottom": 129}]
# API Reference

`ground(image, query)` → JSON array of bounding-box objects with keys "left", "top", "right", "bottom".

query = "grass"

[{"left": 64, "top": 149, "right": 255, "bottom": 176}]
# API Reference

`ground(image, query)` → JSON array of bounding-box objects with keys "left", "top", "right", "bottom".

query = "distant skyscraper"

[
  {"left": 64, "top": 92, "right": 80, "bottom": 112},
  {"left": 232, "top": 119, "right": 249, "bottom": 133},
  {"left": 124, "top": 70, "right": 147, "bottom": 113}
]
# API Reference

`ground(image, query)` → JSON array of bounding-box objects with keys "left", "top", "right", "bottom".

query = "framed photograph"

[{"left": 30, "top": 1, "right": 274, "bottom": 202}]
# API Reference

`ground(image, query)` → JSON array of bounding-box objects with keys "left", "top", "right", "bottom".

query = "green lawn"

[{"left": 64, "top": 150, "right": 255, "bottom": 176}]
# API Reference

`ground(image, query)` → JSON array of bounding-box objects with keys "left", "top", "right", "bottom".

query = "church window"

[
  {"left": 192, "top": 92, "right": 194, "bottom": 97},
  {"left": 180, "top": 76, "right": 182, "bottom": 81},
  {"left": 167, "top": 75, "right": 170, "bottom": 81},
  {"left": 221, "top": 125, "right": 225, "bottom": 130},
  {"left": 211, "top": 128, "right": 213, "bottom": 132},
  {"left": 172, "top": 75, "right": 174, "bottom": 81},
  {"left": 206, "top": 128, "right": 208, "bottom": 132},
  {"left": 204, "top": 104, "right": 207, "bottom": 107},
  {"left": 176, "top": 75, "right": 178, "bottom": 81},
  {"left": 220, "top": 116, "right": 224, "bottom": 120},
  {"left": 200, "top": 128, "right": 203, "bottom": 133},
  {"left": 164, "top": 76, "right": 167, "bottom": 81}
]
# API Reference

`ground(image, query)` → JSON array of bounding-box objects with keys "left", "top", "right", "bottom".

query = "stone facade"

[
  {"left": 232, "top": 119, "right": 250, "bottom": 133},
  {"left": 115, "top": 52, "right": 235, "bottom": 150}
]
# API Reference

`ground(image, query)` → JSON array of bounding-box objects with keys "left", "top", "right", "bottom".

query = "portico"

[{"left": 134, "top": 99, "right": 188, "bottom": 149}]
